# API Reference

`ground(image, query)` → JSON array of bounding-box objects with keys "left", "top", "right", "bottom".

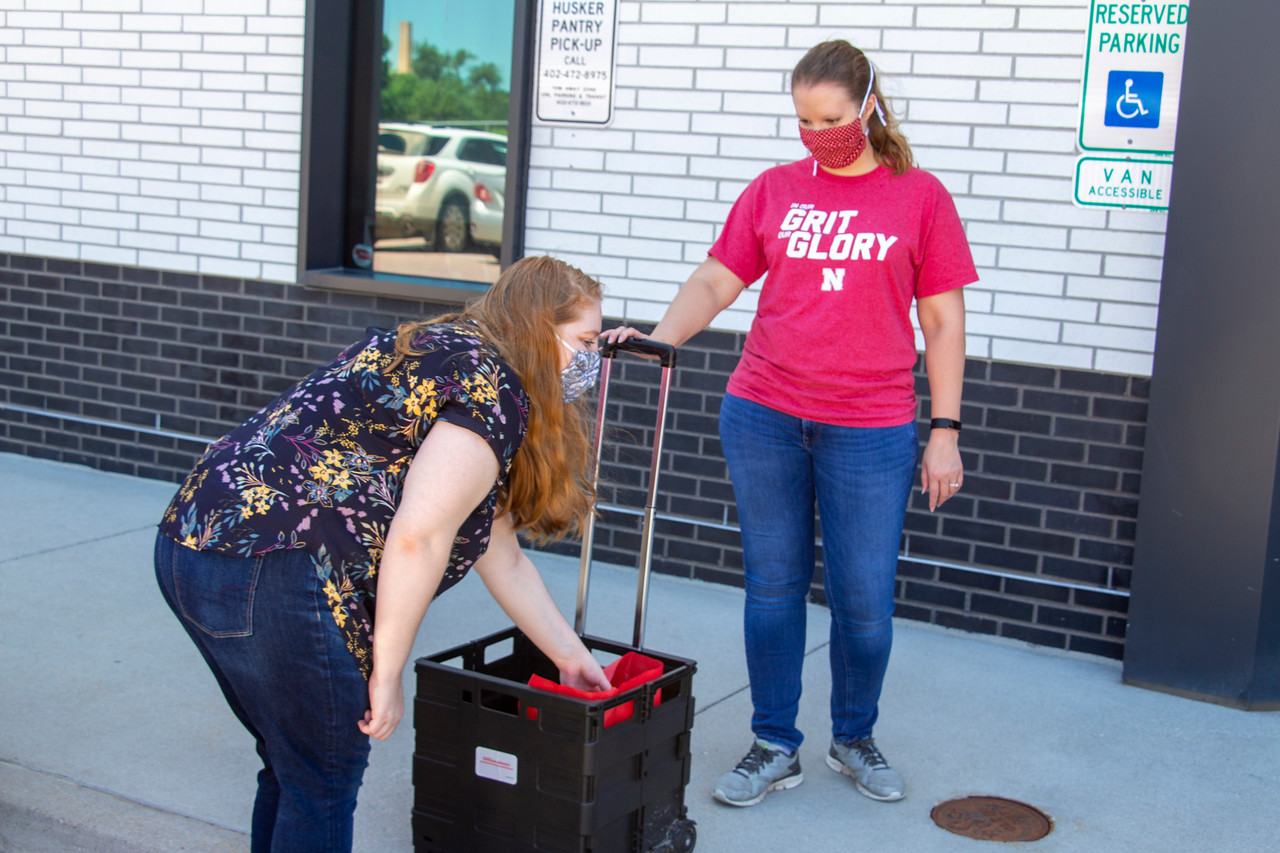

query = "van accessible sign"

[
  {"left": 1078, "top": 2, "right": 1190, "bottom": 153},
  {"left": 1074, "top": 156, "right": 1173, "bottom": 211},
  {"left": 535, "top": 0, "right": 619, "bottom": 125}
]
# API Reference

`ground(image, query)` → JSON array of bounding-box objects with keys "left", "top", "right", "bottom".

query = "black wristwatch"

[{"left": 930, "top": 418, "right": 962, "bottom": 432}]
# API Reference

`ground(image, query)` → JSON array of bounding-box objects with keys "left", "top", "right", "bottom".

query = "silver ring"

[{"left": 949, "top": 483, "right": 960, "bottom": 487}]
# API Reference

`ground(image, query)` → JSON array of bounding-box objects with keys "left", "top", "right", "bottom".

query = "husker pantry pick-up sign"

[{"left": 535, "top": 0, "right": 619, "bottom": 125}]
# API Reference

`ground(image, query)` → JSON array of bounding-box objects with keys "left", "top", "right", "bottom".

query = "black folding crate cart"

[{"left": 413, "top": 340, "right": 698, "bottom": 852}]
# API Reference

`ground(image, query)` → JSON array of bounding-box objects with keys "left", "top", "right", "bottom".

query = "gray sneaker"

[
  {"left": 826, "top": 736, "right": 905, "bottom": 801},
  {"left": 713, "top": 738, "right": 803, "bottom": 807}
]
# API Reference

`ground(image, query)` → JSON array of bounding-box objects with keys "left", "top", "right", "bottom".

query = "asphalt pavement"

[{"left": 1, "top": 451, "right": 1277, "bottom": 852}]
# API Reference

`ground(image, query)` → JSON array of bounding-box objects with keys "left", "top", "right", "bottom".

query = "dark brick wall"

[
  {"left": 0, "top": 254, "right": 459, "bottom": 479},
  {"left": 1, "top": 254, "right": 1140, "bottom": 659}
]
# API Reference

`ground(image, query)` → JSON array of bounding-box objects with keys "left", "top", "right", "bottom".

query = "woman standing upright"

[
  {"left": 605, "top": 40, "right": 976, "bottom": 807},
  {"left": 156, "top": 256, "right": 613, "bottom": 851}
]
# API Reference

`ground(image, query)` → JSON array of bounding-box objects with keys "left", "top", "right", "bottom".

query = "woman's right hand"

[{"left": 359, "top": 667, "right": 404, "bottom": 741}]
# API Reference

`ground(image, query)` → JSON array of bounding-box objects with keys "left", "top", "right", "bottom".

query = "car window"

[
  {"left": 456, "top": 138, "right": 485, "bottom": 164},
  {"left": 378, "top": 130, "right": 449, "bottom": 158},
  {"left": 457, "top": 138, "right": 506, "bottom": 166},
  {"left": 377, "top": 132, "right": 406, "bottom": 154}
]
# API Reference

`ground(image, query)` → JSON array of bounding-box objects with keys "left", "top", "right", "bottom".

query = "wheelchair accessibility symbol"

[{"left": 1104, "top": 70, "right": 1162, "bottom": 129}]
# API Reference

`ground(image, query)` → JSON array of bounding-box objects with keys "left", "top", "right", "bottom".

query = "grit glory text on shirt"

[{"left": 776, "top": 202, "right": 899, "bottom": 292}]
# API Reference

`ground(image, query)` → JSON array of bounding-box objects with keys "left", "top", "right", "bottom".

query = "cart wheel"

[{"left": 670, "top": 818, "right": 696, "bottom": 851}]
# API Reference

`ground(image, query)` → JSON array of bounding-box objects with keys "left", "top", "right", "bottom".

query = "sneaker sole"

[
  {"left": 712, "top": 771, "right": 804, "bottom": 808},
  {"left": 824, "top": 754, "right": 905, "bottom": 802}
]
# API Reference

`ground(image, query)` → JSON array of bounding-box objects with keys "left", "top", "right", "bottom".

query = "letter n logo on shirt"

[{"left": 821, "top": 268, "right": 845, "bottom": 292}]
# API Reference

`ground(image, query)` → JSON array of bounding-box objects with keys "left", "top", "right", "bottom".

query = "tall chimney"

[{"left": 398, "top": 21, "right": 412, "bottom": 74}]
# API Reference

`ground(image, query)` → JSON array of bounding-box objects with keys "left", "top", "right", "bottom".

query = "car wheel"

[{"left": 436, "top": 197, "right": 469, "bottom": 253}]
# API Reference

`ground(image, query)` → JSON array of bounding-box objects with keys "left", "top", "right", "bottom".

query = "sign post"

[
  {"left": 534, "top": 0, "right": 619, "bottom": 126},
  {"left": 1074, "top": 2, "right": 1191, "bottom": 210}
]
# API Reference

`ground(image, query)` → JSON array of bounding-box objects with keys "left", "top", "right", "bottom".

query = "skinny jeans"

[{"left": 719, "top": 393, "right": 918, "bottom": 752}]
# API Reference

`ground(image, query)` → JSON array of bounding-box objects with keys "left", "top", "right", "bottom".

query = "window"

[
  {"left": 299, "top": 0, "right": 535, "bottom": 301},
  {"left": 457, "top": 138, "right": 507, "bottom": 167}
]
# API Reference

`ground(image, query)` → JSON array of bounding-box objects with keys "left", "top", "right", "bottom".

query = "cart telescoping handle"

[
  {"left": 599, "top": 337, "right": 677, "bottom": 367},
  {"left": 575, "top": 338, "right": 677, "bottom": 648}
]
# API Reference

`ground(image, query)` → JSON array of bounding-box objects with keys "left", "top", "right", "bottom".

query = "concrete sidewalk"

[{"left": 1, "top": 451, "right": 1277, "bottom": 852}]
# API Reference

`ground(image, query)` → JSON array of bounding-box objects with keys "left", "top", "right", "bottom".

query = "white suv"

[{"left": 374, "top": 123, "right": 507, "bottom": 253}]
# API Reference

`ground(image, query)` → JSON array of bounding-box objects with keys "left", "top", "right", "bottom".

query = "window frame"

[{"left": 297, "top": 0, "right": 534, "bottom": 302}]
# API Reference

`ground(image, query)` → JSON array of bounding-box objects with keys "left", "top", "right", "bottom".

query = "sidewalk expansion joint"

[
  {"left": 693, "top": 641, "right": 830, "bottom": 717},
  {"left": 0, "top": 525, "right": 157, "bottom": 564}
]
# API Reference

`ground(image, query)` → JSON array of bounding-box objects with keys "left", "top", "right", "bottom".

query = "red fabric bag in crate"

[{"left": 526, "top": 652, "right": 663, "bottom": 727}]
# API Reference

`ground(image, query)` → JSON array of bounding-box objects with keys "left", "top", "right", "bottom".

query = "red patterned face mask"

[
  {"left": 797, "top": 63, "right": 882, "bottom": 171},
  {"left": 799, "top": 120, "right": 868, "bottom": 169}
]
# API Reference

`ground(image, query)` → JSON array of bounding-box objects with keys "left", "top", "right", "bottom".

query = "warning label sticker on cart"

[{"left": 475, "top": 746, "right": 518, "bottom": 785}]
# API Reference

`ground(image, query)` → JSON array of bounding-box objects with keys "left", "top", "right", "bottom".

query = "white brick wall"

[
  {"left": 1, "top": 1, "right": 1170, "bottom": 376},
  {"left": 0, "top": 0, "right": 304, "bottom": 282},
  {"left": 527, "top": 0, "right": 1168, "bottom": 376}
]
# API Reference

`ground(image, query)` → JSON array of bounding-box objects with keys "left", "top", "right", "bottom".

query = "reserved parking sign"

[{"left": 1078, "top": 2, "right": 1190, "bottom": 154}]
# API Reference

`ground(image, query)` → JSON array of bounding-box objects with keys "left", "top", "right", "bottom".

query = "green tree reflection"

[{"left": 380, "top": 36, "right": 508, "bottom": 133}]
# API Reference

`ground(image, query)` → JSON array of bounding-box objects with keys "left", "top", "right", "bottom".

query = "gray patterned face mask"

[{"left": 559, "top": 337, "right": 601, "bottom": 403}]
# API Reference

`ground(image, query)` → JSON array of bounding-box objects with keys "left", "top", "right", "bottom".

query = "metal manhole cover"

[{"left": 931, "top": 796, "right": 1053, "bottom": 842}]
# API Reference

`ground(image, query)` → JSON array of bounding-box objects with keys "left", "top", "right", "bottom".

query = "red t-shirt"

[{"left": 711, "top": 161, "right": 977, "bottom": 427}]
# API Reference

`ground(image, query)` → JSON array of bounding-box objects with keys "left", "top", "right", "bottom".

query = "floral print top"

[{"left": 158, "top": 322, "right": 528, "bottom": 678}]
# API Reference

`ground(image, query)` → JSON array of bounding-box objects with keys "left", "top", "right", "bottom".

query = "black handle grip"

[{"left": 601, "top": 338, "right": 677, "bottom": 368}]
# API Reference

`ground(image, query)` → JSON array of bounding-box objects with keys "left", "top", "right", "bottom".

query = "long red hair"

[{"left": 390, "top": 256, "right": 601, "bottom": 542}]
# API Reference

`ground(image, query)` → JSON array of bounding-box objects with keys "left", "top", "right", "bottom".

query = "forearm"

[
  {"left": 472, "top": 520, "right": 609, "bottom": 691},
  {"left": 919, "top": 289, "right": 967, "bottom": 421},
  {"left": 649, "top": 259, "right": 742, "bottom": 347},
  {"left": 370, "top": 535, "right": 452, "bottom": 684},
  {"left": 922, "top": 321, "right": 965, "bottom": 421},
  {"left": 480, "top": 550, "right": 587, "bottom": 671},
  {"left": 916, "top": 289, "right": 967, "bottom": 509}
]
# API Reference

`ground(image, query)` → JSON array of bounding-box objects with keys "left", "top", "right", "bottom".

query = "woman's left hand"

[
  {"left": 559, "top": 652, "right": 612, "bottom": 693},
  {"left": 920, "top": 429, "right": 963, "bottom": 512}
]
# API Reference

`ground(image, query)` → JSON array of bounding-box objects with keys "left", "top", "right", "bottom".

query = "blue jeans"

[
  {"left": 719, "top": 393, "right": 918, "bottom": 752},
  {"left": 155, "top": 532, "right": 371, "bottom": 853}
]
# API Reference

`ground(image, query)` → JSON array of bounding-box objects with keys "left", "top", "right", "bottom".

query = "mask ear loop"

[{"left": 861, "top": 64, "right": 887, "bottom": 130}]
